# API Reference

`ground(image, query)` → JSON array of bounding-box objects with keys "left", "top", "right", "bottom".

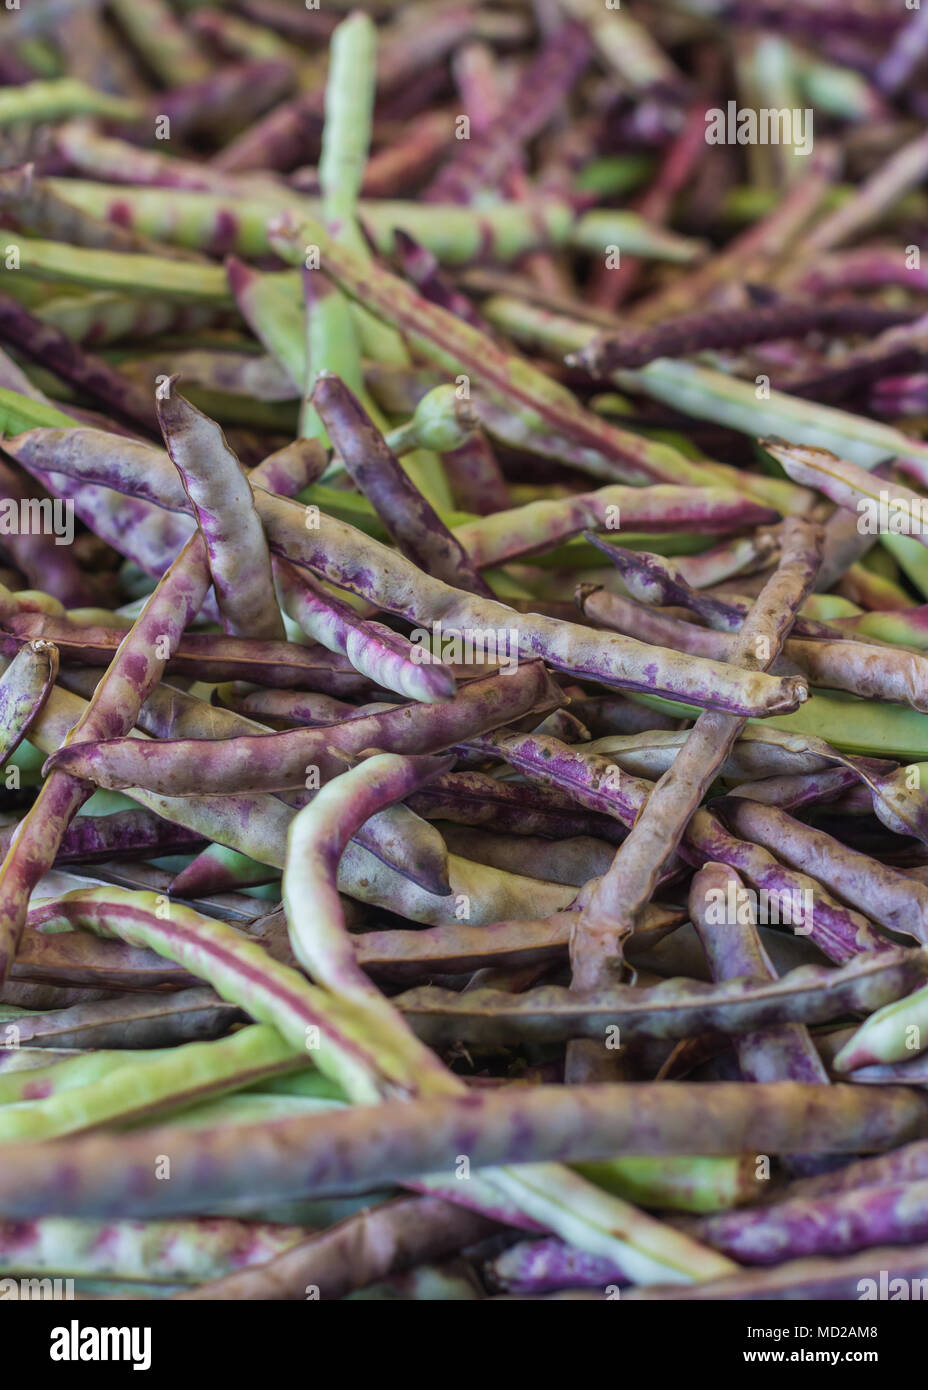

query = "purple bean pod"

[
  {"left": 0, "top": 533, "right": 211, "bottom": 985},
  {"left": 0, "top": 638, "right": 58, "bottom": 766},
  {"left": 45, "top": 663, "right": 564, "bottom": 793},
  {"left": 313, "top": 373, "right": 494, "bottom": 598},
  {"left": 275, "top": 558, "right": 456, "bottom": 703},
  {"left": 249, "top": 438, "right": 326, "bottom": 496},
  {"left": 723, "top": 797, "right": 928, "bottom": 946},
  {"left": 423, "top": 19, "right": 593, "bottom": 204},
  {"left": 1, "top": 419, "right": 811, "bottom": 713},
  {"left": 1, "top": 613, "right": 373, "bottom": 695},
  {"left": 157, "top": 384, "right": 285, "bottom": 640},
  {"left": 394, "top": 947, "right": 928, "bottom": 1048},
  {"left": 575, "top": 302, "right": 919, "bottom": 375},
  {"left": 0, "top": 293, "right": 158, "bottom": 435},
  {"left": 0, "top": 1081, "right": 923, "bottom": 1219},
  {"left": 0, "top": 454, "right": 100, "bottom": 606},
  {"left": 579, "top": 518, "right": 821, "bottom": 965}
]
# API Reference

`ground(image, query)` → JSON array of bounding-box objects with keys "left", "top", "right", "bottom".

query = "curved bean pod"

[
  {"left": 158, "top": 382, "right": 284, "bottom": 641},
  {"left": 0, "top": 532, "right": 211, "bottom": 985},
  {"left": 0, "top": 638, "right": 58, "bottom": 766},
  {"left": 724, "top": 798, "right": 928, "bottom": 944},
  {"left": 275, "top": 558, "right": 455, "bottom": 703},
  {"left": 312, "top": 373, "right": 492, "bottom": 597},
  {"left": 26, "top": 886, "right": 427, "bottom": 1102}
]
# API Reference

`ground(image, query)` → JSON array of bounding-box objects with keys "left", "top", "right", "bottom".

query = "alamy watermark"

[
  {"left": 49, "top": 1320, "right": 151, "bottom": 1370},
  {"left": 409, "top": 621, "right": 520, "bottom": 674},
  {"left": 0, "top": 1276, "right": 74, "bottom": 1300},
  {"left": 703, "top": 880, "right": 814, "bottom": 934},
  {"left": 0, "top": 497, "right": 74, "bottom": 546},
  {"left": 857, "top": 490, "right": 928, "bottom": 536},
  {"left": 705, "top": 102, "right": 813, "bottom": 157},
  {"left": 858, "top": 1271, "right": 928, "bottom": 1300}
]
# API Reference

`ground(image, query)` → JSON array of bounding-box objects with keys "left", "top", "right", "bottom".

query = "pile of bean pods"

[{"left": 3, "top": 0, "right": 928, "bottom": 1303}]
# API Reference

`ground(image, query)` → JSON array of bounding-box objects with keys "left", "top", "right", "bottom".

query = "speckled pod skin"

[
  {"left": 0, "top": 639, "right": 58, "bottom": 767},
  {"left": 681, "top": 1179, "right": 928, "bottom": 1265},
  {"left": 158, "top": 384, "right": 284, "bottom": 641},
  {"left": 0, "top": 293, "right": 158, "bottom": 434},
  {"left": 1, "top": 419, "right": 810, "bottom": 714},
  {"left": 393, "top": 948, "right": 928, "bottom": 1047},
  {"left": 0, "top": 1082, "right": 923, "bottom": 1219},
  {"left": 617, "top": 1239, "right": 928, "bottom": 1300},
  {"left": 0, "top": 806, "right": 204, "bottom": 867},
  {"left": 275, "top": 559, "right": 455, "bottom": 704},
  {"left": 725, "top": 798, "right": 928, "bottom": 944},
  {"left": 0, "top": 1214, "right": 309, "bottom": 1285},
  {"left": 0, "top": 535, "right": 211, "bottom": 987},
  {"left": 477, "top": 730, "right": 886, "bottom": 962},
  {"left": 457, "top": 487, "right": 777, "bottom": 568},
  {"left": 690, "top": 862, "right": 831, "bottom": 1083},
  {"left": 313, "top": 373, "right": 493, "bottom": 597},
  {"left": 46, "top": 662, "right": 565, "bottom": 793},
  {"left": 175, "top": 1195, "right": 495, "bottom": 1301},
  {"left": 578, "top": 518, "right": 820, "bottom": 956}
]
